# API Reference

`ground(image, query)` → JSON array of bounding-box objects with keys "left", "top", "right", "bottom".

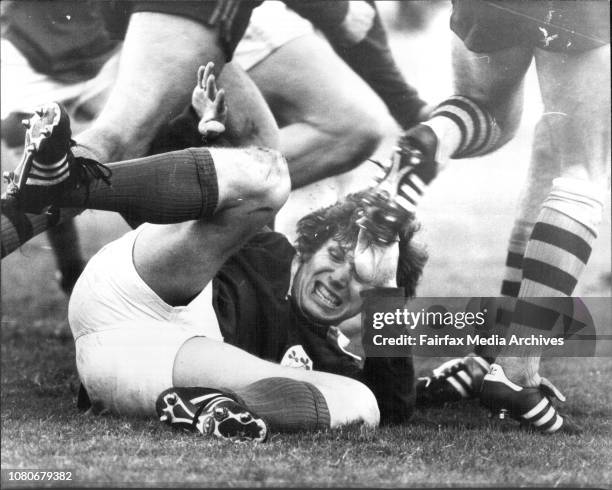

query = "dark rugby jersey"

[{"left": 213, "top": 231, "right": 415, "bottom": 425}]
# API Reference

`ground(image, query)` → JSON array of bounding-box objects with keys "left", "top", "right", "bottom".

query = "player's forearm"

[
  {"left": 360, "top": 356, "right": 416, "bottom": 425},
  {"left": 334, "top": 6, "right": 427, "bottom": 129},
  {"left": 298, "top": 1, "right": 427, "bottom": 129},
  {"left": 357, "top": 287, "right": 416, "bottom": 425}
]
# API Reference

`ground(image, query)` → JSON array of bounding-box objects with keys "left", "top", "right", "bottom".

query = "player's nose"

[{"left": 329, "top": 263, "right": 351, "bottom": 288}]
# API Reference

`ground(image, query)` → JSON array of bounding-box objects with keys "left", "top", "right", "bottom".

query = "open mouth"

[{"left": 313, "top": 282, "right": 341, "bottom": 309}]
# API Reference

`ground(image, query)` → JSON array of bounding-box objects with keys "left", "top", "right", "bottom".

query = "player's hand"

[
  {"left": 192, "top": 62, "right": 227, "bottom": 139},
  {"left": 354, "top": 227, "right": 399, "bottom": 288}
]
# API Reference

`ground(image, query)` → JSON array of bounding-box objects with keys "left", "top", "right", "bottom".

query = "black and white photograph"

[{"left": 1, "top": 0, "right": 610, "bottom": 487}]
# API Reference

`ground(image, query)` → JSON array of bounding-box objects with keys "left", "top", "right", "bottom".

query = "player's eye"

[{"left": 328, "top": 247, "right": 344, "bottom": 262}]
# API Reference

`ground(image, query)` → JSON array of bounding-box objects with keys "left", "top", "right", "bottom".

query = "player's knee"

[
  {"left": 244, "top": 147, "right": 291, "bottom": 212},
  {"left": 348, "top": 380, "right": 380, "bottom": 427},
  {"left": 258, "top": 148, "right": 291, "bottom": 212},
  {"left": 544, "top": 176, "right": 605, "bottom": 236}
]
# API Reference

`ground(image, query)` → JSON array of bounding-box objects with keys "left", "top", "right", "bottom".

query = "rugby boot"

[
  {"left": 480, "top": 364, "right": 579, "bottom": 434},
  {"left": 357, "top": 152, "right": 415, "bottom": 245},
  {"left": 156, "top": 387, "right": 268, "bottom": 443},
  {"left": 2, "top": 102, "right": 111, "bottom": 214},
  {"left": 393, "top": 124, "right": 439, "bottom": 214},
  {"left": 416, "top": 353, "right": 490, "bottom": 406}
]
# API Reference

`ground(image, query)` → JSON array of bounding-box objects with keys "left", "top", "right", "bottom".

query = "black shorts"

[{"left": 450, "top": 0, "right": 610, "bottom": 53}]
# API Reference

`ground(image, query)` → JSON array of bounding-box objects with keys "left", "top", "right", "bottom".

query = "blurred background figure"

[{"left": 391, "top": 0, "right": 447, "bottom": 31}]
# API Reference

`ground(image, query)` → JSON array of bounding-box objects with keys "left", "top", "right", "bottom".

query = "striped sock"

[
  {"left": 520, "top": 210, "right": 595, "bottom": 297},
  {"left": 428, "top": 95, "right": 501, "bottom": 159},
  {"left": 477, "top": 120, "right": 559, "bottom": 362},
  {"left": 501, "top": 218, "right": 532, "bottom": 298},
  {"left": 475, "top": 219, "right": 531, "bottom": 363},
  {"left": 394, "top": 96, "right": 501, "bottom": 215},
  {"left": 519, "top": 177, "right": 602, "bottom": 298},
  {"left": 503, "top": 177, "right": 603, "bottom": 381},
  {"left": 234, "top": 378, "right": 330, "bottom": 432}
]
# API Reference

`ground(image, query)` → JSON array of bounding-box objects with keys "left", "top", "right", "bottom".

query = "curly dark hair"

[{"left": 294, "top": 191, "right": 428, "bottom": 298}]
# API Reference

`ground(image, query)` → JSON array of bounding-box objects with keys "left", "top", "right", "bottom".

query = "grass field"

[{"left": 2, "top": 4, "right": 612, "bottom": 488}]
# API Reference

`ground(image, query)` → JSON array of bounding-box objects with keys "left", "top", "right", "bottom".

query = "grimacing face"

[{"left": 292, "top": 238, "right": 373, "bottom": 325}]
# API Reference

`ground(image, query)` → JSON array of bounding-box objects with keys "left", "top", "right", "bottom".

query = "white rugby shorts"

[
  {"left": 233, "top": 1, "right": 313, "bottom": 71},
  {"left": 69, "top": 224, "right": 222, "bottom": 416}
]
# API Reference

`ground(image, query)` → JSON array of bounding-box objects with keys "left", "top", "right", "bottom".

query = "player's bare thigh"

[
  {"left": 174, "top": 336, "right": 380, "bottom": 428},
  {"left": 533, "top": 44, "right": 611, "bottom": 181},
  {"left": 451, "top": 33, "right": 533, "bottom": 136},
  {"left": 217, "top": 62, "right": 279, "bottom": 147},
  {"left": 248, "top": 33, "right": 389, "bottom": 131},
  {"left": 86, "top": 12, "right": 226, "bottom": 161}
]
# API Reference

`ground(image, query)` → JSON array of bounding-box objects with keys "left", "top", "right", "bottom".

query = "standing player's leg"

[
  {"left": 480, "top": 44, "right": 610, "bottom": 434},
  {"left": 409, "top": 36, "right": 532, "bottom": 406},
  {"left": 75, "top": 12, "right": 227, "bottom": 163},
  {"left": 248, "top": 33, "right": 390, "bottom": 189},
  {"left": 490, "top": 44, "right": 610, "bottom": 383},
  {"left": 475, "top": 119, "right": 561, "bottom": 363},
  {"left": 217, "top": 63, "right": 279, "bottom": 148}
]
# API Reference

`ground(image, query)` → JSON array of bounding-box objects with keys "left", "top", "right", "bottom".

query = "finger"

[
  {"left": 214, "top": 89, "right": 227, "bottom": 115},
  {"left": 356, "top": 227, "right": 374, "bottom": 254},
  {"left": 206, "top": 73, "right": 217, "bottom": 100},
  {"left": 204, "top": 62, "right": 216, "bottom": 91},
  {"left": 197, "top": 65, "right": 206, "bottom": 89},
  {"left": 203, "top": 62, "right": 214, "bottom": 86}
]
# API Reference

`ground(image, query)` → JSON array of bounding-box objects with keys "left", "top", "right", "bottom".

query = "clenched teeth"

[{"left": 313, "top": 282, "right": 341, "bottom": 308}]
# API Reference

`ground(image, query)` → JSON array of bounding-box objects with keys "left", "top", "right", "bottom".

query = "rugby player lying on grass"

[{"left": 2, "top": 70, "right": 426, "bottom": 442}]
